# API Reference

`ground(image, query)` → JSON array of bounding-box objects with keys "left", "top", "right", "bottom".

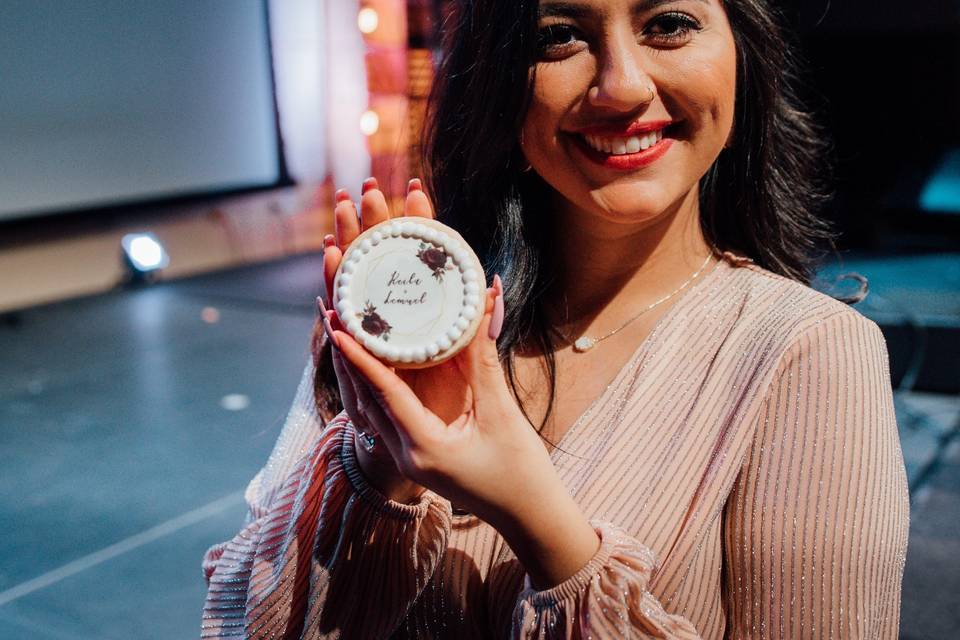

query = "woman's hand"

[
  {"left": 322, "top": 178, "right": 542, "bottom": 520},
  {"left": 321, "top": 177, "right": 433, "bottom": 503},
  {"left": 325, "top": 285, "right": 599, "bottom": 589},
  {"left": 326, "top": 282, "right": 552, "bottom": 523}
]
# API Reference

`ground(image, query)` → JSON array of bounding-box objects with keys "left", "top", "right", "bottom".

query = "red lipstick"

[
  {"left": 567, "top": 119, "right": 678, "bottom": 170},
  {"left": 575, "top": 119, "right": 675, "bottom": 137},
  {"left": 573, "top": 137, "right": 673, "bottom": 170}
]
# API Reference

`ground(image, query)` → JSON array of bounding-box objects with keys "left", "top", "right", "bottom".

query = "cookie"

[{"left": 332, "top": 217, "right": 486, "bottom": 368}]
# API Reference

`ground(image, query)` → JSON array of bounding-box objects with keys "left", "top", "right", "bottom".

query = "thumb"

[{"left": 456, "top": 276, "right": 507, "bottom": 392}]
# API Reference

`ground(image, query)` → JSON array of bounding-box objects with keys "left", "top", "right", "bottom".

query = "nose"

[{"left": 588, "top": 32, "right": 656, "bottom": 111}]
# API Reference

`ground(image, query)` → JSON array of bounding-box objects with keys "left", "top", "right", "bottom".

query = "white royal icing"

[{"left": 334, "top": 219, "right": 483, "bottom": 365}]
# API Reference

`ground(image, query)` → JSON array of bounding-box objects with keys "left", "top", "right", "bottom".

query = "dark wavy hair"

[{"left": 312, "top": 0, "right": 856, "bottom": 427}]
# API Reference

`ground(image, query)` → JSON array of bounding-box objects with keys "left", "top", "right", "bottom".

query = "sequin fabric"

[{"left": 201, "top": 255, "right": 909, "bottom": 638}]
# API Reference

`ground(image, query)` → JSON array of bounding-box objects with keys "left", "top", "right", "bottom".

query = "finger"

[
  {"left": 334, "top": 199, "right": 360, "bottom": 250},
  {"left": 322, "top": 237, "right": 343, "bottom": 307},
  {"left": 322, "top": 303, "right": 378, "bottom": 439},
  {"left": 404, "top": 179, "right": 434, "bottom": 219},
  {"left": 338, "top": 352, "right": 405, "bottom": 456},
  {"left": 329, "top": 309, "right": 346, "bottom": 333},
  {"left": 330, "top": 339, "right": 360, "bottom": 414},
  {"left": 455, "top": 283, "right": 509, "bottom": 393},
  {"left": 334, "top": 188, "right": 352, "bottom": 205},
  {"left": 332, "top": 343, "right": 404, "bottom": 455},
  {"left": 328, "top": 332, "right": 378, "bottom": 431},
  {"left": 360, "top": 184, "right": 391, "bottom": 231},
  {"left": 333, "top": 330, "right": 433, "bottom": 445},
  {"left": 490, "top": 273, "right": 504, "bottom": 340},
  {"left": 316, "top": 297, "right": 339, "bottom": 348}
]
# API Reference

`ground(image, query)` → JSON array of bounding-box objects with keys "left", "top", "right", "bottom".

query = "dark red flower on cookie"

[
  {"left": 359, "top": 302, "right": 392, "bottom": 340},
  {"left": 417, "top": 243, "right": 451, "bottom": 281}
]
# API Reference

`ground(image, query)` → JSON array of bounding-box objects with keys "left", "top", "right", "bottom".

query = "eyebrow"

[{"left": 538, "top": 0, "right": 709, "bottom": 19}]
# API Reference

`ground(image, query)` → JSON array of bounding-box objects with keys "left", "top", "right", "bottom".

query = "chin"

[{"left": 587, "top": 184, "right": 677, "bottom": 225}]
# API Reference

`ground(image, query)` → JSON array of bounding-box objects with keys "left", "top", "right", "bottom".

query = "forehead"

[{"left": 538, "top": 0, "right": 714, "bottom": 18}]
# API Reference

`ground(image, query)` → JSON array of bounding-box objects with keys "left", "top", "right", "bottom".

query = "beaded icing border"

[{"left": 334, "top": 219, "right": 482, "bottom": 364}]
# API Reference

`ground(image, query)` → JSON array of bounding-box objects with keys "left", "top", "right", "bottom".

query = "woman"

[{"left": 202, "top": 0, "right": 909, "bottom": 637}]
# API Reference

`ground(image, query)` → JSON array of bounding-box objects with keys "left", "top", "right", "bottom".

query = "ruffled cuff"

[
  {"left": 512, "top": 521, "right": 700, "bottom": 639},
  {"left": 201, "top": 413, "right": 452, "bottom": 639},
  {"left": 339, "top": 419, "right": 447, "bottom": 519}
]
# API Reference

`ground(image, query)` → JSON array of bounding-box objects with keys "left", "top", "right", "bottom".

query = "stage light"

[
  {"left": 920, "top": 149, "right": 960, "bottom": 213},
  {"left": 360, "top": 109, "right": 380, "bottom": 136},
  {"left": 220, "top": 393, "right": 250, "bottom": 411},
  {"left": 121, "top": 232, "right": 169, "bottom": 283},
  {"left": 358, "top": 7, "right": 379, "bottom": 34}
]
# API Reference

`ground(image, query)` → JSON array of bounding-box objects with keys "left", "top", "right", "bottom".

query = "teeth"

[{"left": 582, "top": 128, "right": 666, "bottom": 156}]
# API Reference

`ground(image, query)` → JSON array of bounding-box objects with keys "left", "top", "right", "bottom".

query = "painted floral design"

[
  {"left": 417, "top": 242, "right": 453, "bottom": 281},
  {"left": 359, "top": 301, "right": 392, "bottom": 340}
]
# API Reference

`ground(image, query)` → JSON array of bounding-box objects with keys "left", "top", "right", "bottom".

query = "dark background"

[{"left": 783, "top": 0, "right": 960, "bottom": 250}]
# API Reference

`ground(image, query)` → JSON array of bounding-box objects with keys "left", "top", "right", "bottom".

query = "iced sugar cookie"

[{"left": 332, "top": 217, "right": 486, "bottom": 368}]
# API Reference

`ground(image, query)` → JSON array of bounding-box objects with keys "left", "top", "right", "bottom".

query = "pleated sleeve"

[
  {"left": 201, "top": 407, "right": 453, "bottom": 639},
  {"left": 511, "top": 521, "right": 701, "bottom": 639},
  {"left": 722, "top": 311, "right": 910, "bottom": 638}
]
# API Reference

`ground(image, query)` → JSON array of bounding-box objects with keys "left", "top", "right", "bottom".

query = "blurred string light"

[
  {"left": 358, "top": 7, "right": 379, "bottom": 34},
  {"left": 269, "top": 0, "right": 369, "bottom": 186},
  {"left": 360, "top": 109, "right": 380, "bottom": 136},
  {"left": 121, "top": 232, "right": 169, "bottom": 284}
]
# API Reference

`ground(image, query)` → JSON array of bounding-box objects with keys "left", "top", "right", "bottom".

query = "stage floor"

[{"left": 0, "top": 251, "right": 956, "bottom": 638}]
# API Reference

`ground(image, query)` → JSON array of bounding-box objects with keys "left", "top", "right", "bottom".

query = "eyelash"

[
  {"left": 647, "top": 12, "right": 702, "bottom": 43},
  {"left": 536, "top": 12, "right": 702, "bottom": 59}
]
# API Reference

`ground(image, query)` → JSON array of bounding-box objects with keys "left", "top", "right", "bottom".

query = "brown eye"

[
  {"left": 536, "top": 24, "right": 586, "bottom": 59},
  {"left": 645, "top": 12, "right": 701, "bottom": 44}
]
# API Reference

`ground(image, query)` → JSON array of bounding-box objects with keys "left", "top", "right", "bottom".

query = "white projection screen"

[{"left": 0, "top": 0, "right": 281, "bottom": 222}]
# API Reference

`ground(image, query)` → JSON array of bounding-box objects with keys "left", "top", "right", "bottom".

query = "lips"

[
  {"left": 581, "top": 129, "right": 664, "bottom": 155},
  {"left": 566, "top": 121, "right": 679, "bottom": 171}
]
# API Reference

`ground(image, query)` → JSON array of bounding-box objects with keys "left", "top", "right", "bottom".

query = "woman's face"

[{"left": 521, "top": 0, "right": 737, "bottom": 227}]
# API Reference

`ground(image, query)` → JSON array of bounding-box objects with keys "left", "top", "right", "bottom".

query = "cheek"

[
  {"left": 632, "top": 22, "right": 735, "bottom": 134},
  {"left": 523, "top": 62, "right": 593, "bottom": 150},
  {"left": 667, "top": 38, "right": 737, "bottom": 136}
]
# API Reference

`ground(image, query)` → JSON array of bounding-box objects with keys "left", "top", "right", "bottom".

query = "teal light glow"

[{"left": 920, "top": 150, "right": 960, "bottom": 214}]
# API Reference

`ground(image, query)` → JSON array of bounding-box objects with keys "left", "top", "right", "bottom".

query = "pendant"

[{"left": 573, "top": 336, "right": 596, "bottom": 352}]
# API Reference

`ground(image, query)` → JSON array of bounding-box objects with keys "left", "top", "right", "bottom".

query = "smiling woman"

[
  {"left": 201, "top": 1, "right": 908, "bottom": 638},
  {"left": 523, "top": 0, "right": 737, "bottom": 224}
]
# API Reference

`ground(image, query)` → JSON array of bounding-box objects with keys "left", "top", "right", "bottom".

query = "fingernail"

[
  {"left": 488, "top": 288, "right": 504, "bottom": 341},
  {"left": 493, "top": 273, "right": 503, "bottom": 297},
  {"left": 334, "top": 188, "right": 350, "bottom": 203},
  {"left": 361, "top": 177, "right": 378, "bottom": 194},
  {"left": 323, "top": 234, "right": 336, "bottom": 248},
  {"left": 407, "top": 178, "right": 422, "bottom": 193},
  {"left": 316, "top": 296, "right": 340, "bottom": 348}
]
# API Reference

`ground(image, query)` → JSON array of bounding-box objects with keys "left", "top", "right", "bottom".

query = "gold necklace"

[{"left": 558, "top": 252, "right": 715, "bottom": 353}]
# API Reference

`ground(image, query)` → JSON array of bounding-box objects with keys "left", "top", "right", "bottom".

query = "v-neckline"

[
  {"left": 547, "top": 256, "right": 727, "bottom": 460},
  {"left": 449, "top": 256, "right": 730, "bottom": 522}
]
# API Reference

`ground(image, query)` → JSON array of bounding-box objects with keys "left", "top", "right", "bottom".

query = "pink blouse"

[{"left": 201, "top": 253, "right": 909, "bottom": 638}]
